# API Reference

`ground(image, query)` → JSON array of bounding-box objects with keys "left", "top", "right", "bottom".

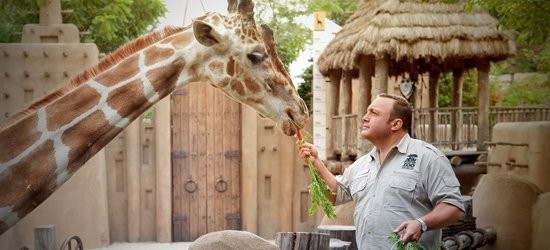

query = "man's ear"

[
  {"left": 391, "top": 119, "right": 403, "bottom": 131},
  {"left": 193, "top": 20, "right": 222, "bottom": 47}
]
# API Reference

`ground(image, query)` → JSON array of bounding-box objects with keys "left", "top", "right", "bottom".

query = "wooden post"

[
  {"left": 477, "top": 62, "right": 490, "bottom": 151},
  {"left": 327, "top": 70, "right": 341, "bottom": 160},
  {"left": 357, "top": 56, "right": 374, "bottom": 155},
  {"left": 275, "top": 232, "right": 330, "bottom": 250},
  {"left": 35, "top": 225, "right": 56, "bottom": 250},
  {"left": 373, "top": 55, "right": 389, "bottom": 96},
  {"left": 451, "top": 69, "right": 464, "bottom": 150},
  {"left": 339, "top": 71, "right": 353, "bottom": 161},
  {"left": 428, "top": 71, "right": 440, "bottom": 143}
]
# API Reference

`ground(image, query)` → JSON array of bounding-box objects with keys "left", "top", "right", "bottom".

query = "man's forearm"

[{"left": 421, "top": 202, "right": 464, "bottom": 231}]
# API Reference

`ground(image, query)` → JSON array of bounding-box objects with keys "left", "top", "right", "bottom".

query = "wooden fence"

[{"left": 331, "top": 106, "right": 550, "bottom": 157}]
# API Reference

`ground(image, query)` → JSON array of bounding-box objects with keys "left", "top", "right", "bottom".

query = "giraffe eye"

[{"left": 247, "top": 52, "right": 266, "bottom": 64}]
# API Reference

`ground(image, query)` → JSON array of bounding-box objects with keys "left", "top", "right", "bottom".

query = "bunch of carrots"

[{"left": 296, "top": 130, "right": 336, "bottom": 218}]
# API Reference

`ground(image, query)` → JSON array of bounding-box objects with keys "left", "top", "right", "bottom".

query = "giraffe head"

[{"left": 188, "top": 0, "right": 308, "bottom": 135}]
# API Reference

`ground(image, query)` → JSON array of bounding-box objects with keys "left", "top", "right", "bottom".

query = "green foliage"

[
  {"left": 297, "top": 64, "right": 313, "bottom": 111},
  {"left": 255, "top": 0, "right": 311, "bottom": 68},
  {"left": 297, "top": 134, "right": 336, "bottom": 219},
  {"left": 437, "top": 71, "right": 479, "bottom": 107},
  {"left": 467, "top": 0, "right": 550, "bottom": 74},
  {"left": 307, "top": 0, "right": 357, "bottom": 26},
  {"left": 386, "top": 232, "right": 421, "bottom": 250},
  {"left": 500, "top": 75, "right": 550, "bottom": 106},
  {"left": 0, "top": 0, "right": 166, "bottom": 53}
]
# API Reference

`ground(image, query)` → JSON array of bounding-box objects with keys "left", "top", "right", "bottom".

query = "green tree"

[
  {"left": 255, "top": 0, "right": 311, "bottom": 68},
  {"left": 307, "top": 0, "right": 357, "bottom": 26},
  {"left": 0, "top": 0, "right": 166, "bottom": 53},
  {"left": 297, "top": 63, "right": 313, "bottom": 111},
  {"left": 468, "top": 0, "right": 550, "bottom": 73}
]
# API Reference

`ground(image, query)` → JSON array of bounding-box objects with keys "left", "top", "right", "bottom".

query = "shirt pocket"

[
  {"left": 350, "top": 175, "right": 369, "bottom": 200},
  {"left": 385, "top": 177, "right": 417, "bottom": 210}
]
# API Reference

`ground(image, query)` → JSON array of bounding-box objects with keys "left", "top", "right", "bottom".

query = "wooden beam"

[
  {"left": 477, "top": 62, "right": 490, "bottom": 151},
  {"left": 452, "top": 69, "right": 464, "bottom": 150},
  {"left": 429, "top": 71, "right": 440, "bottom": 143},
  {"left": 357, "top": 56, "right": 374, "bottom": 155},
  {"left": 374, "top": 55, "right": 389, "bottom": 96},
  {"left": 326, "top": 71, "right": 341, "bottom": 160}
]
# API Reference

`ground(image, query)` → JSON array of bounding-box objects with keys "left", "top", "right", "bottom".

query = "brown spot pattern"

[
  {"left": 244, "top": 77, "right": 261, "bottom": 93},
  {"left": 107, "top": 79, "right": 148, "bottom": 119},
  {"left": 0, "top": 140, "right": 56, "bottom": 211},
  {"left": 96, "top": 54, "right": 139, "bottom": 87},
  {"left": 230, "top": 79, "right": 245, "bottom": 96},
  {"left": 168, "top": 33, "right": 194, "bottom": 49},
  {"left": 208, "top": 61, "right": 224, "bottom": 75},
  {"left": 46, "top": 85, "right": 101, "bottom": 131},
  {"left": 144, "top": 46, "right": 175, "bottom": 66},
  {"left": 0, "top": 114, "right": 40, "bottom": 163},
  {"left": 62, "top": 111, "right": 120, "bottom": 173},
  {"left": 226, "top": 57, "right": 235, "bottom": 76},
  {"left": 147, "top": 57, "right": 186, "bottom": 98}
]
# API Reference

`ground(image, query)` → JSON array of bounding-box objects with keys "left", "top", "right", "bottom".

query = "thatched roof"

[{"left": 317, "top": 0, "right": 516, "bottom": 76}]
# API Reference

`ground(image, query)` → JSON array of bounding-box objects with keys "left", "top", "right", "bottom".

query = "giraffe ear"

[{"left": 193, "top": 20, "right": 222, "bottom": 47}]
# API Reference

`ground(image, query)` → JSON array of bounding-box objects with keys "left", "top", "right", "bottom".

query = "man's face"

[{"left": 360, "top": 97, "right": 394, "bottom": 141}]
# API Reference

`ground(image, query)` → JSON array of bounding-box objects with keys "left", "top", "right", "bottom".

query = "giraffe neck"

[{"left": 0, "top": 25, "right": 214, "bottom": 234}]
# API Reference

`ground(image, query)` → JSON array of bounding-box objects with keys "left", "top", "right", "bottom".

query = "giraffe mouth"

[{"left": 282, "top": 108, "right": 304, "bottom": 136}]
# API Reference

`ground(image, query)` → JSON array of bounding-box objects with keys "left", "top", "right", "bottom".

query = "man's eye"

[{"left": 247, "top": 52, "right": 266, "bottom": 64}]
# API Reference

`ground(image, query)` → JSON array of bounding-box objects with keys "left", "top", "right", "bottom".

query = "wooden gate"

[{"left": 171, "top": 83, "right": 241, "bottom": 241}]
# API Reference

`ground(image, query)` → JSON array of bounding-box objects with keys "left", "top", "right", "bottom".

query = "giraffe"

[{"left": 0, "top": 0, "right": 308, "bottom": 235}]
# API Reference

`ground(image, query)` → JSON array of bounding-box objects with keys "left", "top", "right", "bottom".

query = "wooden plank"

[
  {"left": 197, "top": 82, "right": 209, "bottom": 238},
  {"left": 214, "top": 86, "right": 225, "bottom": 231},
  {"left": 227, "top": 92, "right": 241, "bottom": 230}
]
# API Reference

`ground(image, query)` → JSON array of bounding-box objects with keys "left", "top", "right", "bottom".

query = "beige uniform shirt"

[{"left": 335, "top": 134, "right": 465, "bottom": 249}]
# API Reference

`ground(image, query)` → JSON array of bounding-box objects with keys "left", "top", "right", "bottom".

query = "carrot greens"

[{"left": 296, "top": 130, "right": 336, "bottom": 218}]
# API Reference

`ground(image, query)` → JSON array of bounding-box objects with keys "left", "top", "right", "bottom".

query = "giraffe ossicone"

[{"left": 0, "top": 0, "right": 308, "bottom": 235}]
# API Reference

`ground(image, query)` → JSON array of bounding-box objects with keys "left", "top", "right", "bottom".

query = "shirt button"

[{"left": 368, "top": 232, "right": 371, "bottom": 234}]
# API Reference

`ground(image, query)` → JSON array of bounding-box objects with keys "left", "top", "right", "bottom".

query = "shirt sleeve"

[
  {"left": 425, "top": 155, "right": 465, "bottom": 211},
  {"left": 334, "top": 160, "right": 357, "bottom": 206}
]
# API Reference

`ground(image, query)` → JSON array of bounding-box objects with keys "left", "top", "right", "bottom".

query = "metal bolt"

[
  {"left": 3, "top": 51, "right": 8, "bottom": 57},
  {"left": 63, "top": 71, "right": 69, "bottom": 77},
  {"left": 3, "top": 93, "right": 9, "bottom": 99},
  {"left": 44, "top": 72, "right": 50, "bottom": 78},
  {"left": 23, "top": 51, "right": 28, "bottom": 57},
  {"left": 43, "top": 51, "right": 48, "bottom": 58},
  {"left": 23, "top": 71, "right": 29, "bottom": 77},
  {"left": 62, "top": 52, "right": 68, "bottom": 57},
  {"left": 4, "top": 72, "right": 8, "bottom": 78},
  {"left": 83, "top": 52, "right": 88, "bottom": 58}
]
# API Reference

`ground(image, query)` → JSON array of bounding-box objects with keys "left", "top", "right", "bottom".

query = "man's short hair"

[{"left": 377, "top": 93, "right": 412, "bottom": 133}]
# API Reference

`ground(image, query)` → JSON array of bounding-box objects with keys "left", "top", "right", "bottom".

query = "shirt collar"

[{"left": 367, "top": 133, "right": 411, "bottom": 160}]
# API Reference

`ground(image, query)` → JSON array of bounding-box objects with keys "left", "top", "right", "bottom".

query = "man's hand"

[
  {"left": 393, "top": 219, "right": 423, "bottom": 243},
  {"left": 298, "top": 142, "right": 318, "bottom": 163}
]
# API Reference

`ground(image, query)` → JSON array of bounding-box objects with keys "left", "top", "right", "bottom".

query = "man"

[{"left": 298, "top": 93, "right": 464, "bottom": 249}]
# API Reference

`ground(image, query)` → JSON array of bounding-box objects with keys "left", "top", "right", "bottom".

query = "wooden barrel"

[{"left": 275, "top": 232, "right": 330, "bottom": 250}]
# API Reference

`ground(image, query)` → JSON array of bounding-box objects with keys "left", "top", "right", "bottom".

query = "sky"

[{"left": 156, "top": 0, "right": 341, "bottom": 85}]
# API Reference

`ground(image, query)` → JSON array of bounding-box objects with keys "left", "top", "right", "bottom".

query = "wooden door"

[{"left": 171, "top": 83, "right": 241, "bottom": 241}]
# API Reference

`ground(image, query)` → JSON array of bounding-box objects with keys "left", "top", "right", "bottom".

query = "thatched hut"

[{"left": 317, "top": 0, "right": 515, "bottom": 156}]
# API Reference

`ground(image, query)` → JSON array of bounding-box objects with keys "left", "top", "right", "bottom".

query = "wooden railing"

[{"left": 331, "top": 106, "right": 550, "bottom": 157}]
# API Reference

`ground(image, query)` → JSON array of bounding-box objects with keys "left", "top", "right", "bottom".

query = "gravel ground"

[{"left": 90, "top": 242, "right": 193, "bottom": 250}]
